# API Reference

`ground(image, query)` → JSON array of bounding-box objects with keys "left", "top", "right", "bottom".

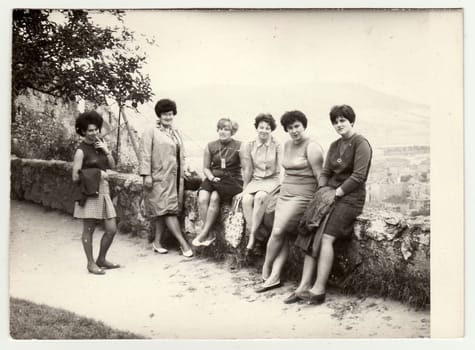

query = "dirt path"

[{"left": 9, "top": 200, "right": 430, "bottom": 338}]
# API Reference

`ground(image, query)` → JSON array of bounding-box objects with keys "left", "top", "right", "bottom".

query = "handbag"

[{"left": 224, "top": 196, "right": 245, "bottom": 248}]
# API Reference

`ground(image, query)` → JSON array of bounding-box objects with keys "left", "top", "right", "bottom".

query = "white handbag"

[{"left": 224, "top": 196, "right": 245, "bottom": 248}]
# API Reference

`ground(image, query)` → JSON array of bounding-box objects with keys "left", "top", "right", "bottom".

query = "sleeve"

[
  {"left": 239, "top": 141, "right": 252, "bottom": 163},
  {"left": 138, "top": 129, "right": 153, "bottom": 176},
  {"left": 318, "top": 144, "right": 334, "bottom": 187},
  {"left": 340, "top": 138, "right": 372, "bottom": 194}
]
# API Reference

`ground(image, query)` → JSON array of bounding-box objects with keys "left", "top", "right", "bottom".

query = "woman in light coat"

[{"left": 139, "top": 99, "right": 193, "bottom": 257}]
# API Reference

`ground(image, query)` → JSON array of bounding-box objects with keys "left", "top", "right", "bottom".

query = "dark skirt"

[
  {"left": 199, "top": 176, "right": 243, "bottom": 203},
  {"left": 295, "top": 187, "right": 366, "bottom": 257}
]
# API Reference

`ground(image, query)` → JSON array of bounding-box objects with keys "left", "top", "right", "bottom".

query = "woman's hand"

[
  {"left": 95, "top": 138, "right": 110, "bottom": 155},
  {"left": 143, "top": 175, "right": 153, "bottom": 189},
  {"left": 100, "top": 170, "right": 109, "bottom": 180},
  {"left": 335, "top": 187, "right": 345, "bottom": 198},
  {"left": 211, "top": 177, "right": 221, "bottom": 183}
]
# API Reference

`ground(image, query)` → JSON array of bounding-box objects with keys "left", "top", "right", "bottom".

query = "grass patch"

[{"left": 10, "top": 298, "right": 146, "bottom": 339}]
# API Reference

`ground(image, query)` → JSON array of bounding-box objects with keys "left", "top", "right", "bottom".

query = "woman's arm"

[
  {"left": 95, "top": 138, "right": 115, "bottom": 169},
  {"left": 203, "top": 145, "right": 217, "bottom": 181},
  {"left": 138, "top": 129, "right": 153, "bottom": 188},
  {"left": 307, "top": 142, "right": 324, "bottom": 183},
  {"left": 240, "top": 142, "right": 253, "bottom": 188},
  {"left": 72, "top": 149, "right": 84, "bottom": 183},
  {"left": 338, "top": 138, "right": 372, "bottom": 196}
]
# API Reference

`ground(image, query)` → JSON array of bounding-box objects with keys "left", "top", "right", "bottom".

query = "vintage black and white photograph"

[{"left": 5, "top": 4, "right": 465, "bottom": 342}]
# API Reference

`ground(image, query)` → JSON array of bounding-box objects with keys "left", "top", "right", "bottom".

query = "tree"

[{"left": 12, "top": 9, "right": 153, "bottom": 113}]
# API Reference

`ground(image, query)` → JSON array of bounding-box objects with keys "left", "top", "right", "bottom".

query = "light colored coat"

[{"left": 139, "top": 125, "right": 185, "bottom": 216}]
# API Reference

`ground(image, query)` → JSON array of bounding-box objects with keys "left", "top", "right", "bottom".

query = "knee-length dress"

[
  {"left": 240, "top": 137, "right": 281, "bottom": 195},
  {"left": 271, "top": 138, "right": 319, "bottom": 235},
  {"left": 73, "top": 142, "right": 116, "bottom": 220},
  {"left": 139, "top": 123, "right": 185, "bottom": 217}
]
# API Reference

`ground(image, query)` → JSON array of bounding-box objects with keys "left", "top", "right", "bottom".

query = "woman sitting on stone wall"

[
  {"left": 192, "top": 118, "right": 243, "bottom": 247},
  {"left": 72, "top": 111, "right": 120, "bottom": 275},
  {"left": 240, "top": 113, "right": 282, "bottom": 251},
  {"left": 139, "top": 99, "right": 193, "bottom": 258},
  {"left": 256, "top": 110, "right": 324, "bottom": 293},
  {"left": 286, "top": 104, "right": 372, "bottom": 305}
]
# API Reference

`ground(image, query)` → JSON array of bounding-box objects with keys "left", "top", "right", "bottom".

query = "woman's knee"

[
  {"left": 210, "top": 191, "right": 220, "bottom": 204},
  {"left": 254, "top": 191, "right": 267, "bottom": 204},
  {"left": 242, "top": 193, "right": 254, "bottom": 207},
  {"left": 198, "top": 190, "right": 210, "bottom": 205},
  {"left": 270, "top": 227, "right": 286, "bottom": 240},
  {"left": 322, "top": 233, "right": 336, "bottom": 246}
]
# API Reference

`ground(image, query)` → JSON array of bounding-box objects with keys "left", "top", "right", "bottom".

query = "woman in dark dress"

[
  {"left": 192, "top": 118, "right": 243, "bottom": 246},
  {"left": 72, "top": 111, "right": 120, "bottom": 275},
  {"left": 285, "top": 105, "right": 372, "bottom": 304}
]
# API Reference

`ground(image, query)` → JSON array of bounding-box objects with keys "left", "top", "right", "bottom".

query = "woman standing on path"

[
  {"left": 192, "top": 118, "right": 243, "bottom": 246},
  {"left": 256, "top": 110, "right": 324, "bottom": 293},
  {"left": 72, "top": 111, "right": 120, "bottom": 275},
  {"left": 139, "top": 99, "right": 193, "bottom": 258},
  {"left": 240, "top": 113, "right": 281, "bottom": 251},
  {"left": 286, "top": 104, "right": 372, "bottom": 305}
]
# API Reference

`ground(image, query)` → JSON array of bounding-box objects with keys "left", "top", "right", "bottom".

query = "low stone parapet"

[{"left": 10, "top": 157, "right": 429, "bottom": 308}]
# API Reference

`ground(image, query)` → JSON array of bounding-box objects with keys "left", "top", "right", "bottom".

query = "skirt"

[
  {"left": 242, "top": 176, "right": 280, "bottom": 195},
  {"left": 271, "top": 181, "right": 317, "bottom": 236},
  {"left": 73, "top": 178, "right": 117, "bottom": 220},
  {"left": 199, "top": 176, "right": 243, "bottom": 203}
]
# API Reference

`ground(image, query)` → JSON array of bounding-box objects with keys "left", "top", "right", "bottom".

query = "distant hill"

[{"left": 126, "top": 81, "right": 430, "bottom": 160}]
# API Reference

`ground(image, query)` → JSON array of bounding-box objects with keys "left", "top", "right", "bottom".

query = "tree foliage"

[{"left": 12, "top": 9, "right": 153, "bottom": 108}]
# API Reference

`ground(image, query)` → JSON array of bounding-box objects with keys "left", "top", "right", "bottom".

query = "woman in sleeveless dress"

[
  {"left": 72, "top": 111, "right": 120, "bottom": 275},
  {"left": 285, "top": 104, "right": 372, "bottom": 305},
  {"left": 256, "top": 111, "right": 324, "bottom": 293},
  {"left": 192, "top": 118, "right": 243, "bottom": 246}
]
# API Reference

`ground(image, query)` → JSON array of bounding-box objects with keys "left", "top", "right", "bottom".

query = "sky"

[{"left": 120, "top": 9, "right": 436, "bottom": 104}]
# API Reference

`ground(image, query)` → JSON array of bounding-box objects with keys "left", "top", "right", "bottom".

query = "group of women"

[{"left": 71, "top": 98, "right": 372, "bottom": 305}]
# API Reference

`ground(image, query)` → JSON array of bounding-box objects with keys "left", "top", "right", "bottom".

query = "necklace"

[
  {"left": 336, "top": 135, "right": 354, "bottom": 163},
  {"left": 218, "top": 140, "right": 229, "bottom": 169}
]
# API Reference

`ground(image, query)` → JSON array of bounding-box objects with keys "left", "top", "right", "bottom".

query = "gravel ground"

[{"left": 9, "top": 200, "right": 430, "bottom": 339}]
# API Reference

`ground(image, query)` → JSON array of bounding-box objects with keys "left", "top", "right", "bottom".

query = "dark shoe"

[
  {"left": 255, "top": 281, "right": 282, "bottom": 293},
  {"left": 96, "top": 260, "right": 121, "bottom": 269},
  {"left": 283, "top": 292, "right": 301, "bottom": 304},
  {"left": 296, "top": 290, "right": 326, "bottom": 305}
]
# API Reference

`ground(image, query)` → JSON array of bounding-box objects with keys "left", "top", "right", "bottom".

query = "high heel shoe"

[
  {"left": 180, "top": 247, "right": 194, "bottom": 258},
  {"left": 152, "top": 242, "right": 168, "bottom": 254},
  {"left": 200, "top": 237, "right": 216, "bottom": 247}
]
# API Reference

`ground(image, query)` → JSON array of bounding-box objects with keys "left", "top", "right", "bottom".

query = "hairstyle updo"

[{"left": 75, "top": 111, "right": 104, "bottom": 136}]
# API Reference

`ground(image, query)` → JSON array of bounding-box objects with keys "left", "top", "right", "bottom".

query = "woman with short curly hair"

[{"left": 72, "top": 110, "right": 120, "bottom": 275}]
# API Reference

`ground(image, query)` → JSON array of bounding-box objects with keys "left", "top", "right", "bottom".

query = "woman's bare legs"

[
  {"left": 196, "top": 190, "right": 221, "bottom": 242},
  {"left": 242, "top": 193, "right": 255, "bottom": 247},
  {"left": 164, "top": 215, "right": 192, "bottom": 252},
  {"left": 96, "top": 217, "right": 120, "bottom": 269},
  {"left": 247, "top": 191, "right": 267, "bottom": 250},
  {"left": 294, "top": 254, "right": 318, "bottom": 293},
  {"left": 309, "top": 234, "right": 336, "bottom": 295},
  {"left": 262, "top": 238, "right": 289, "bottom": 286},
  {"left": 153, "top": 217, "right": 167, "bottom": 250},
  {"left": 81, "top": 219, "right": 103, "bottom": 274},
  {"left": 261, "top": 226, "right": 286, "bottom": 280}
]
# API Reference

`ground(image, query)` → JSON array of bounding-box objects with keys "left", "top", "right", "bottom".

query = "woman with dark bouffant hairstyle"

[
  {"left": 240, "top": 113, "right": 281, "bottom": 251},
  {"left": 72, "top": 110, "right": 120, "bottom": 275},
  {"left": 139, "top": 98, "right": 194, "bottom": 258},
  {"left": 192, "top": 118, "right": 243, "bottom": 247},
  {"left": 256, "top": 110, "right": 324, "bottom": 293},
  {"left": 285, "top": 104, "right": 372, "bottom": 305}
]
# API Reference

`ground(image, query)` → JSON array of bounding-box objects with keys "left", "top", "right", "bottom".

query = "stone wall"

[{"left": 10, "top": 157, "right": 430, "bottom": 308}]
